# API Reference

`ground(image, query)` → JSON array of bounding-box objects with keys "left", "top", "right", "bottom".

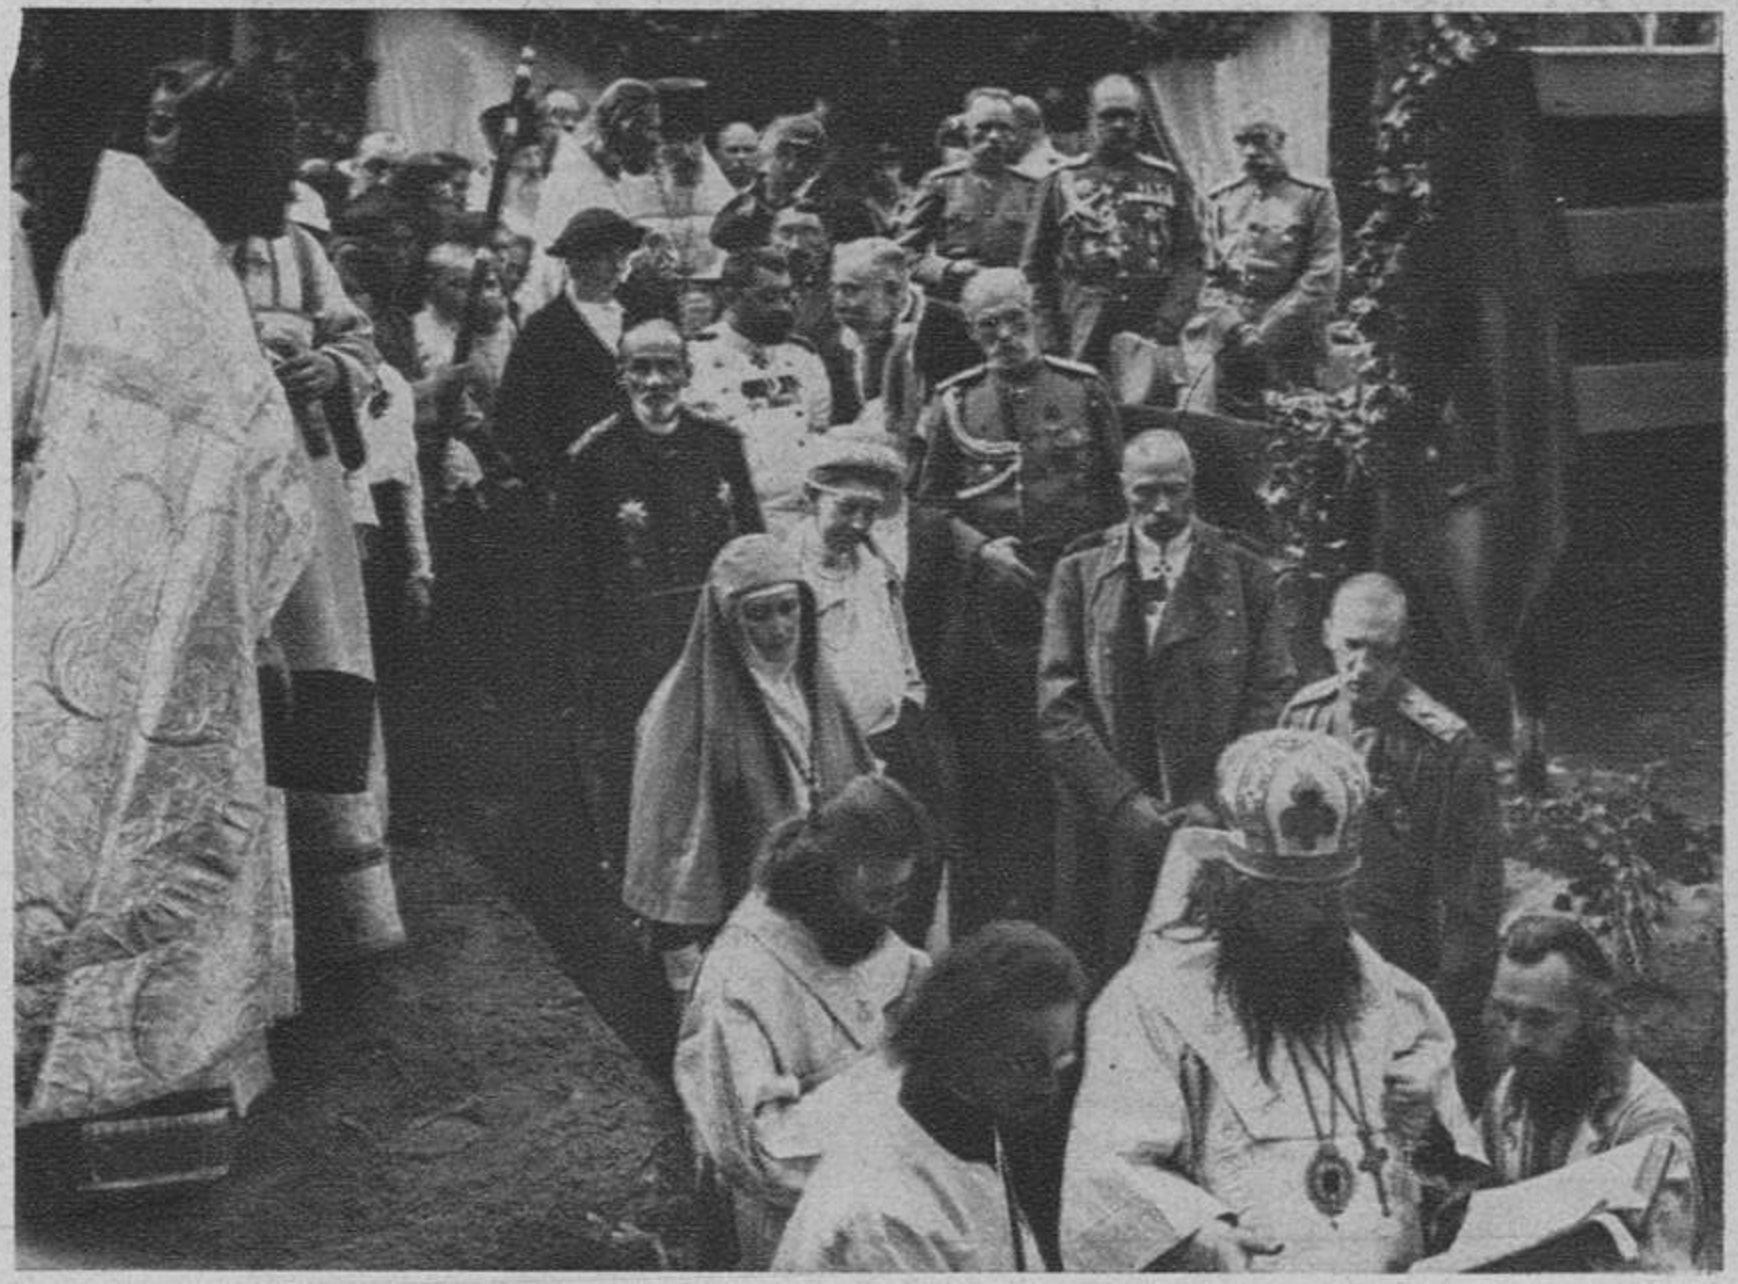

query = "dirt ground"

[
  {"left": 16, "top": 803, "right": 695, "bottom": 1271},
  {"left": 13, "top": 580, "right": 1721, "bottom": 1271}
]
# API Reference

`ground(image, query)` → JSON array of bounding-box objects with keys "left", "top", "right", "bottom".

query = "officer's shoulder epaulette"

[
  {"left": 566, "top": 412, "right": 625, "bottom": 459},
  {"left": 1207, "top": 174, "right": 1250, "bottom": 199},
  {"left": 1397, "top": 683, "right": 1469, "bottom": 743},
  {"left": 1040, "top": 354, "right": 1100, "bottom": 378},
  {"left": 1286, "top": 172, "right": 1333, "bottom": 192},
  {"left": 922, "top": 159, "right": 971, "bottom": 182},
  {"left": 1287, "top": 673, "right": 1341, "bottom": 708},
  {"left": 934, "top": 362, "right": 989, "bottom": 394},
  {"left": 1136, "top": 152, "right": 1178, "bottom": 173}
]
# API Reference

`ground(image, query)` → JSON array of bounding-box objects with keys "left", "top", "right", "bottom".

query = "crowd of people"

[{"left": 11, "top": 53, "right": 1702, "bottom": 1273}]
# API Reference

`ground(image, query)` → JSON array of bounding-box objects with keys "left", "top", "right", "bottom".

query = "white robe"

[
  {"left": 15, "top": 153, "right": 314, "bottom": 1123},
  {"left": 674, "top": 890, "right": 928, "bottom": 1268},
  {"left": 771, "top": 1060, "right": 1043, "bottom": 1272},
  {"left": 1063, "top": 930, "right": 1485, "bottom": 1273},
  {"left": 790, "top": 523, "right": 926, "bottom": 739}
]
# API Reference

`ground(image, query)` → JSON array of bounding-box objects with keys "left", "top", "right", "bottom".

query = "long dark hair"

[
  {"left": 1181, "top": 860, "right": 1367, "bottom": 1083},
  {"left": 119, "top": 58, "right": 296, "bottom": 243},
  {"left": 759, "top": 774, "right": 937, "bottom": 912},
  {"left": 891, "top": 921, "right": 1086, "bottom": 1086}
]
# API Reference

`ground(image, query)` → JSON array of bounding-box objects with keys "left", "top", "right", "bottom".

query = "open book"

[{"left": 1411, "top": 1134, "right": 1674, "bottom": 1273}]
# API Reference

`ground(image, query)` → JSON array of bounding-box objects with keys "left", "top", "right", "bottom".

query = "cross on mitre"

[{"left": 1279, "top": 781, "right": 1338, "bottom": 851}]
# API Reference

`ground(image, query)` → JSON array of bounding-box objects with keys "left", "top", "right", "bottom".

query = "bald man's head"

[
  {"left": 962, "top": 267, "right": 1040, "bottom": 372},
  {"left": 1330, "top": 572, "right": 1408, "bottom": 634},
  {"left": 1091, "top": 74, "right": 1142, "bottom": 107},
  {"left": 1122, "top": 427, "right": 1194, "bottom": 479},
  {"left": 1325, "top": 572, "right": 1409, "bottom": 714},
  {"left": 1090, "top": 74, "right": 1145, "bottom": 158},
  {"left": 619, "top": 319, "right": 689, "bottom": 428},
  {"left": 717, "top": 121, "right": 760, "bottom": 186},
  {"left": 1121, "top": 429, "right": 1195, "bottom": 542}
]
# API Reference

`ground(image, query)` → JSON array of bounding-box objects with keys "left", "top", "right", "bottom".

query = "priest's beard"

[
  {"left": 1214, "top": 889, "right": 1367, "bottom": 1083},
  {"left": 1507, "top": 1022, "right": 1617, "bottom": 1133},
  {"left": 764, "top": 861, "right": 890, "bottom": 967}
]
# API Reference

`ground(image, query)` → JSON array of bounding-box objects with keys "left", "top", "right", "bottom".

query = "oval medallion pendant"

[{"left": 1305, "top": 1141, "right": 1356, "bottom": 1221}]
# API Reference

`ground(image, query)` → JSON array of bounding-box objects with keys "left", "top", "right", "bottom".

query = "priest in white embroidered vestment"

[
  {"left": 15, "top": 65, "right": 315, "bottom": 1193},
  {"left": 1062, "top": 728, "right": 1486, "bottom": 1272}
]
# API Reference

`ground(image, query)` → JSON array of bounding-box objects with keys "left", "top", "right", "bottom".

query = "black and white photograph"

[{"left": 9, "top": 7, "right": 1724, "bottom": 1272}]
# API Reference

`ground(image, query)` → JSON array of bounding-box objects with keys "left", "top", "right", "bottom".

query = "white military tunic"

[
  {"left": 771, "top": 1059, "right": 1043, "bottom": 1272},
  {"left": 686, "top": 322, "right": 834, "bottom": 537}
]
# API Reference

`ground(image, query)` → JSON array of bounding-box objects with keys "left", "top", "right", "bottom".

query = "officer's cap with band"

[
  {"left": 1215, "top": 729, "right": 1370, "bottom": 883},
  {"left": 806, "top": 429, "right": 907, "bottom": 513}
]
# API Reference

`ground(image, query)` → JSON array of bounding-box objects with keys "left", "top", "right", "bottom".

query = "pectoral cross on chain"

[{"left": 1356, "top": 1125, "right": 1392, "bottom": 1217}]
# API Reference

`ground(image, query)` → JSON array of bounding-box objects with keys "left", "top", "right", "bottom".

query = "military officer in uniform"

[
  {"left": 1190, "top": 113, "right": 1342, "bottom": 415},
  {"left": 914, "top": 269, "right": 1124, "bottom": 583},
  {"left": 908, "top": 267, "right": 1123, "bottom": 933},
  {"left": 1021, "top": 74, "right": 1206, "bottom": 400},
  {"left": 1281, "top": 572, "right": 1504, "bottom": 1101},
  {"left": 686, "top": 246, "right": 835, "bottom": 537},
  {"left": 898, "top": 87, "right": 1042, "bottom": 386}
]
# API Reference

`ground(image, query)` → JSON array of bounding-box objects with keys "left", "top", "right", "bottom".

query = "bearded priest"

[{"left": 1060, "top": 728, "right": 1486, "bottom": 1271}]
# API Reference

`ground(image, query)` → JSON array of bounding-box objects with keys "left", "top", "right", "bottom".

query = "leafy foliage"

[
  {"left": 1258, "top": 385, "right": 1368, "bottom": 588},
  {"left": 1345, "top": 16, "right": 1508, "bottom": 380},
  {"left": 1502, "top": 762, "right": 1720, "bottom": 975},
  {"left": 248, "top": 12, "right": 377, "bottom": 161},
  {"left": 1260, "top": 16, "right": 1510, "bottom": 595}
]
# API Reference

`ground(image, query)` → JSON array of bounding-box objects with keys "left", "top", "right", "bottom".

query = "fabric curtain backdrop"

[
  {"left": 1144, "top": 13, "right": 1332, "bottom": 195},
  {"left": 366, "top": 12, "right": 599, "bottom": 159}
]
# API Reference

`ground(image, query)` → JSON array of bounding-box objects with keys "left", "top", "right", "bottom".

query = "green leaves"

[{"left": 1503, "top": 762, "right": 1719, "bottom": 975}]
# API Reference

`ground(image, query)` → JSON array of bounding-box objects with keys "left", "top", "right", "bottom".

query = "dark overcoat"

[{"left": 1038, "top": 519, "right": 1295, "bottom": 982}]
